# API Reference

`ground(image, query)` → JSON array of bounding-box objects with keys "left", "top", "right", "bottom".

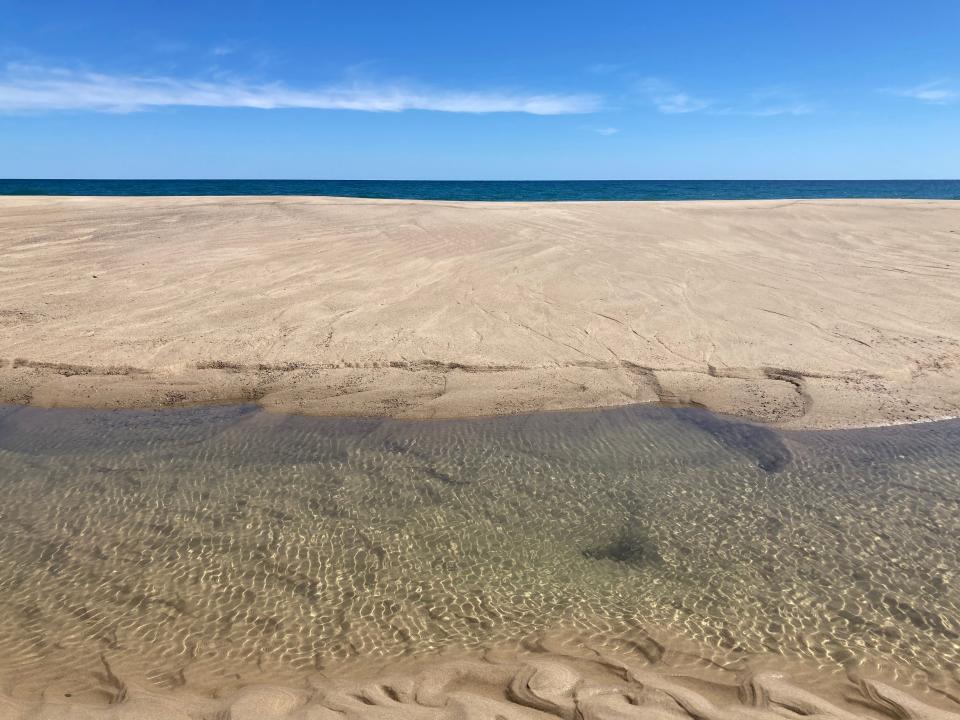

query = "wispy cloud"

[
  {"left": 637, "top": 79, "right": 816, "bottom": 117},
  {"left": 637, "top": 79, "right": 711, "bottom": 114},
  {"left": 884, "top": 80, "right": 957, "bottom": 105},
  {"left": 654, "top": 92, "right": 711, "bottom": 114},
  {"left": 713, "top": 89, "right": 815, "bottom": 117},
  {"left": 0, "top": 64, "right": 601, "bottom": 115},
  {"left": 594, "top": 126, "right": 620, "bottom": 135}
]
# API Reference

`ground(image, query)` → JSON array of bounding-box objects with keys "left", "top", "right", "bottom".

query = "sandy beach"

[
  {"left": 4, "top": 631, "right": 960, "bottom": 720},
  {"left": 7, "top": 3, "right": 960, "bottom": 719},
  {"left": 1, "top": 196, "right": 958, "bottom": 428},
  {"left": 2, "top": 198, "right": 960, "bottom": 716}
]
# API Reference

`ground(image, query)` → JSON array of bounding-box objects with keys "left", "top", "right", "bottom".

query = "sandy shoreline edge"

[
  {"left": 1, "top": 196, "right": 959, "bottom": 428},
  {"left": 4, "top": 629, "right": 960, "bottom": 720}
]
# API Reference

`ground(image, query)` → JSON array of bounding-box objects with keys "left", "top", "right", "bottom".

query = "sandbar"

[{"left": 1, "top": 196, "right": 959, "bottom": 428}]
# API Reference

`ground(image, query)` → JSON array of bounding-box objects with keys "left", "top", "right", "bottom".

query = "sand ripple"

[{"left": 3, "top": 632, "right": 959, "bottom": 719}]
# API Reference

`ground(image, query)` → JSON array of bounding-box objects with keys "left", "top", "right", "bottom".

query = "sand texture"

[
  {"left": 3, "top": 632, "right": 960, "bottom": 720},
  {"left": 1, "top": 196, "right": 959, "bottom": 427}
]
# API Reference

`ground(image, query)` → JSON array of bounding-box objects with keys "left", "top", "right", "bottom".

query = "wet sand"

[
  {"left": 5, "top": 632, "right": 960, "bottom": 720},
  {"left": 2, "top": 402, "right": 960, "bottom": 718},
  {"left": 1, "top": 196, "right": 958, "bottom": 428}
]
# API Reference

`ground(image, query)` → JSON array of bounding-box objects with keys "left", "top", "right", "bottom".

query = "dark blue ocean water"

[{"left": 1, "top": 179, "right": 958, "bottom": 201}]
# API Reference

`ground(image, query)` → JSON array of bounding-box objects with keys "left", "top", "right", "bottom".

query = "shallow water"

[{"left": 0, "top": 403, "right": 958, "bottom": 697}]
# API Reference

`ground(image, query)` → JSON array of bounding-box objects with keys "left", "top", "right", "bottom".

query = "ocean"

[{"left": 1, "top": 178, "right": 959, "bottom": 201}]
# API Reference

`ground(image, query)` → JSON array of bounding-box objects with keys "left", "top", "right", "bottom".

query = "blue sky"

[{"left": 0, "top": 0, "right": 958, "bottom": 179}]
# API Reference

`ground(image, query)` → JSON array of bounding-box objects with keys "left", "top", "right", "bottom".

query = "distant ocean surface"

[{"left": 1, "top": 179, "right": 959, "bottom": 201}]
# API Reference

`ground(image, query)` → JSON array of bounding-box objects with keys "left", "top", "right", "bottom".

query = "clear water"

[
  {"left": 1, "top": 179, "right": 959, "bottom": 201},
  {"left": 0, "top": 403, "right": 958, "bottom": 696}
]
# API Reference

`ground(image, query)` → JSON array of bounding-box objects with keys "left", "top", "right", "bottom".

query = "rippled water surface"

[{"left": 0, "top": 404, "right": 958, "bottom": 696}]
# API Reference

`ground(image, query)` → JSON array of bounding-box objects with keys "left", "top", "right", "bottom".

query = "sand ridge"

[{"left": 1, "top": 196, "right": 959, "bottom": 427}]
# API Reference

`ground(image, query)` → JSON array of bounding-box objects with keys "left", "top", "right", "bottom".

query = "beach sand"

[
  {"left": 1, "top": 196, "right": 959, "bottom": 428},
  {"left": 3, "top": 630, "right": 960, "bottom": 719},
  {"left": 3, "top": 197, "right": 960, "bottom": 717}
]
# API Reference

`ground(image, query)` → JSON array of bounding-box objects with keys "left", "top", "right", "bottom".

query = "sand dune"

[{"left": 1, "top": 196, "right": 959, "bottom": 427}]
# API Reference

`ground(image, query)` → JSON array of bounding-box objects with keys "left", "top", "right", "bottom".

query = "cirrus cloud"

[
  {"left": 0, "top": 63, "right": 602, "bottom": 115},
  {"left": 883, "top": 80, "right": 958, "bottom": 105},
  {"left": 637, "top": 79, "right": 711, "bottom": 114},
  {"left": 637, "top": 78, "right": 817, "bottom": 117}
]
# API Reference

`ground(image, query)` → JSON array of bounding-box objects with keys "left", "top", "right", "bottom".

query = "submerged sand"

[{"left": 0, "top": 196, "right": 959, "bottom": 427}]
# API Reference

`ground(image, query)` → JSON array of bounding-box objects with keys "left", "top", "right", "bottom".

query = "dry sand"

[{"left": 1, "top": 196, "right": 958, "bottom": 428}]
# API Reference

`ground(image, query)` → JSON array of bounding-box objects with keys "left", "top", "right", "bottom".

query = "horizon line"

[{"left": 3, "top": 177, "right": 960, "bottom": 183}]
